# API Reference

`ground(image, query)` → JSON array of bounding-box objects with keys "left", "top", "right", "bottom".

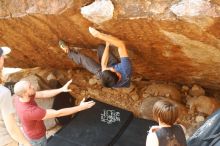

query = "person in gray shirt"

[{"left": 0, "top": 46, "right": 31, "bottom": 146}]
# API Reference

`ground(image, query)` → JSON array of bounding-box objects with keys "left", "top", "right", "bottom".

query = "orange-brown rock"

[
  {"left": 186, "top": 95, "right": 220, "bottom": 115},
  {"left": 189, "top": 84, "right": 205, "bottom": 97},
  {"left": 0, "top": 0, "right": 220, "bottom": 90},
  {"left": 142, "top": 83, "right": 182, "bottom": 102}
]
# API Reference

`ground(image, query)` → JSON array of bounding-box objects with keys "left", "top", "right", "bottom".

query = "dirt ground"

[{"left": 6, "top": 67, "right": 220, "bottom": 140}]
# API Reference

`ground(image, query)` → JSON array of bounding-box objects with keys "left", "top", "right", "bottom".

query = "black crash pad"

[
  {"left": 53, "top": 98, "right": 133, "bottom": 146},
  {"left": 47, "top": 136, "right": 81, "bottom": 146},
  {"left": 114, "top": 118, "right": 158, "bottom": 146}
]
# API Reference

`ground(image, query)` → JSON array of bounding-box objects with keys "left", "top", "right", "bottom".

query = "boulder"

[
  {"left": 189, "top": 84, "right": 205, "bottom": 97},
  {"left": 186, "top": 95, "right": 220, "bottom": 115},
  {"left": 142, "top": 83, "right": 182, "bottom": 102},
  {"left": 195, "top": 115, "right": 205, "bottom": 123},
  {"left": 81, "top": 0, "right": 114, "bottom": 24}
]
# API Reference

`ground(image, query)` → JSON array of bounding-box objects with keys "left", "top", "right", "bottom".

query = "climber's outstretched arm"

[{"left": 89, "top": 27, "right": 128, "bottom": 58}]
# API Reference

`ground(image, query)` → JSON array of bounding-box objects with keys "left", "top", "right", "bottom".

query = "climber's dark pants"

[{"left": 68, "top": 44, "right": 119, "bottom": 79}]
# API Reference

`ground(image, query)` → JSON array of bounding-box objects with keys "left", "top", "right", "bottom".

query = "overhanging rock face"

[{"left": 0, "top": 0, "right": 220, "bottom": 89}]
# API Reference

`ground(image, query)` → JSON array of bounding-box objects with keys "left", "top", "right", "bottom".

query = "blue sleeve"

[{"left": 118, "top": 57, "right": 132, "bottom": 76}]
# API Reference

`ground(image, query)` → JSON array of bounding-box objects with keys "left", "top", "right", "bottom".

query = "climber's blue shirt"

[{"left": 113, "top": 57, "right": 132, "bottom": 88}]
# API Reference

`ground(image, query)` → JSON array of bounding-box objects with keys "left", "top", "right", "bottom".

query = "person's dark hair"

[
  {"left": 101, "top": 70, "right": 119, "bottom": 88},
  {"left": 153, "top": 100, "right": 179, "bottom": 125}
]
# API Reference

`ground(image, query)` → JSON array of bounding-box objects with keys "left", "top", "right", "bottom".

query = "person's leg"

[
  {"left": 97, "top": 44, "right": 119, "bottom": 67},
  {"left": 68, "top": 51, "right": 102, "bottom": 79}
]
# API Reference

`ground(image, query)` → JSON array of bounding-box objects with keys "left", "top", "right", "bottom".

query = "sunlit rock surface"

[
  {"left": 81, "top": 0, "right": 114, "bottom": 24},
  {"left": 0, "top": 0, "right": 220, "bottom": 89}
]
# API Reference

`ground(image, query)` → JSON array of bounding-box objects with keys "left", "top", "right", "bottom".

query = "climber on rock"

[{"left": 59, "top": 27, "right": 132, "bottom": 88}]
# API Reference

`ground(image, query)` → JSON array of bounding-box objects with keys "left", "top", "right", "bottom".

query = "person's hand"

[
  {"left": 89, "top": 27, "right": 100, "bottom": 37},
  {"left": 105, "top": 41, "right": 110, "bottom": 47},
  {"left": 60, "top": 79, "right": 72, "bottom": 92},
  {"left": 79, "top": 98, "right": 95, "bottom": 110}
]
